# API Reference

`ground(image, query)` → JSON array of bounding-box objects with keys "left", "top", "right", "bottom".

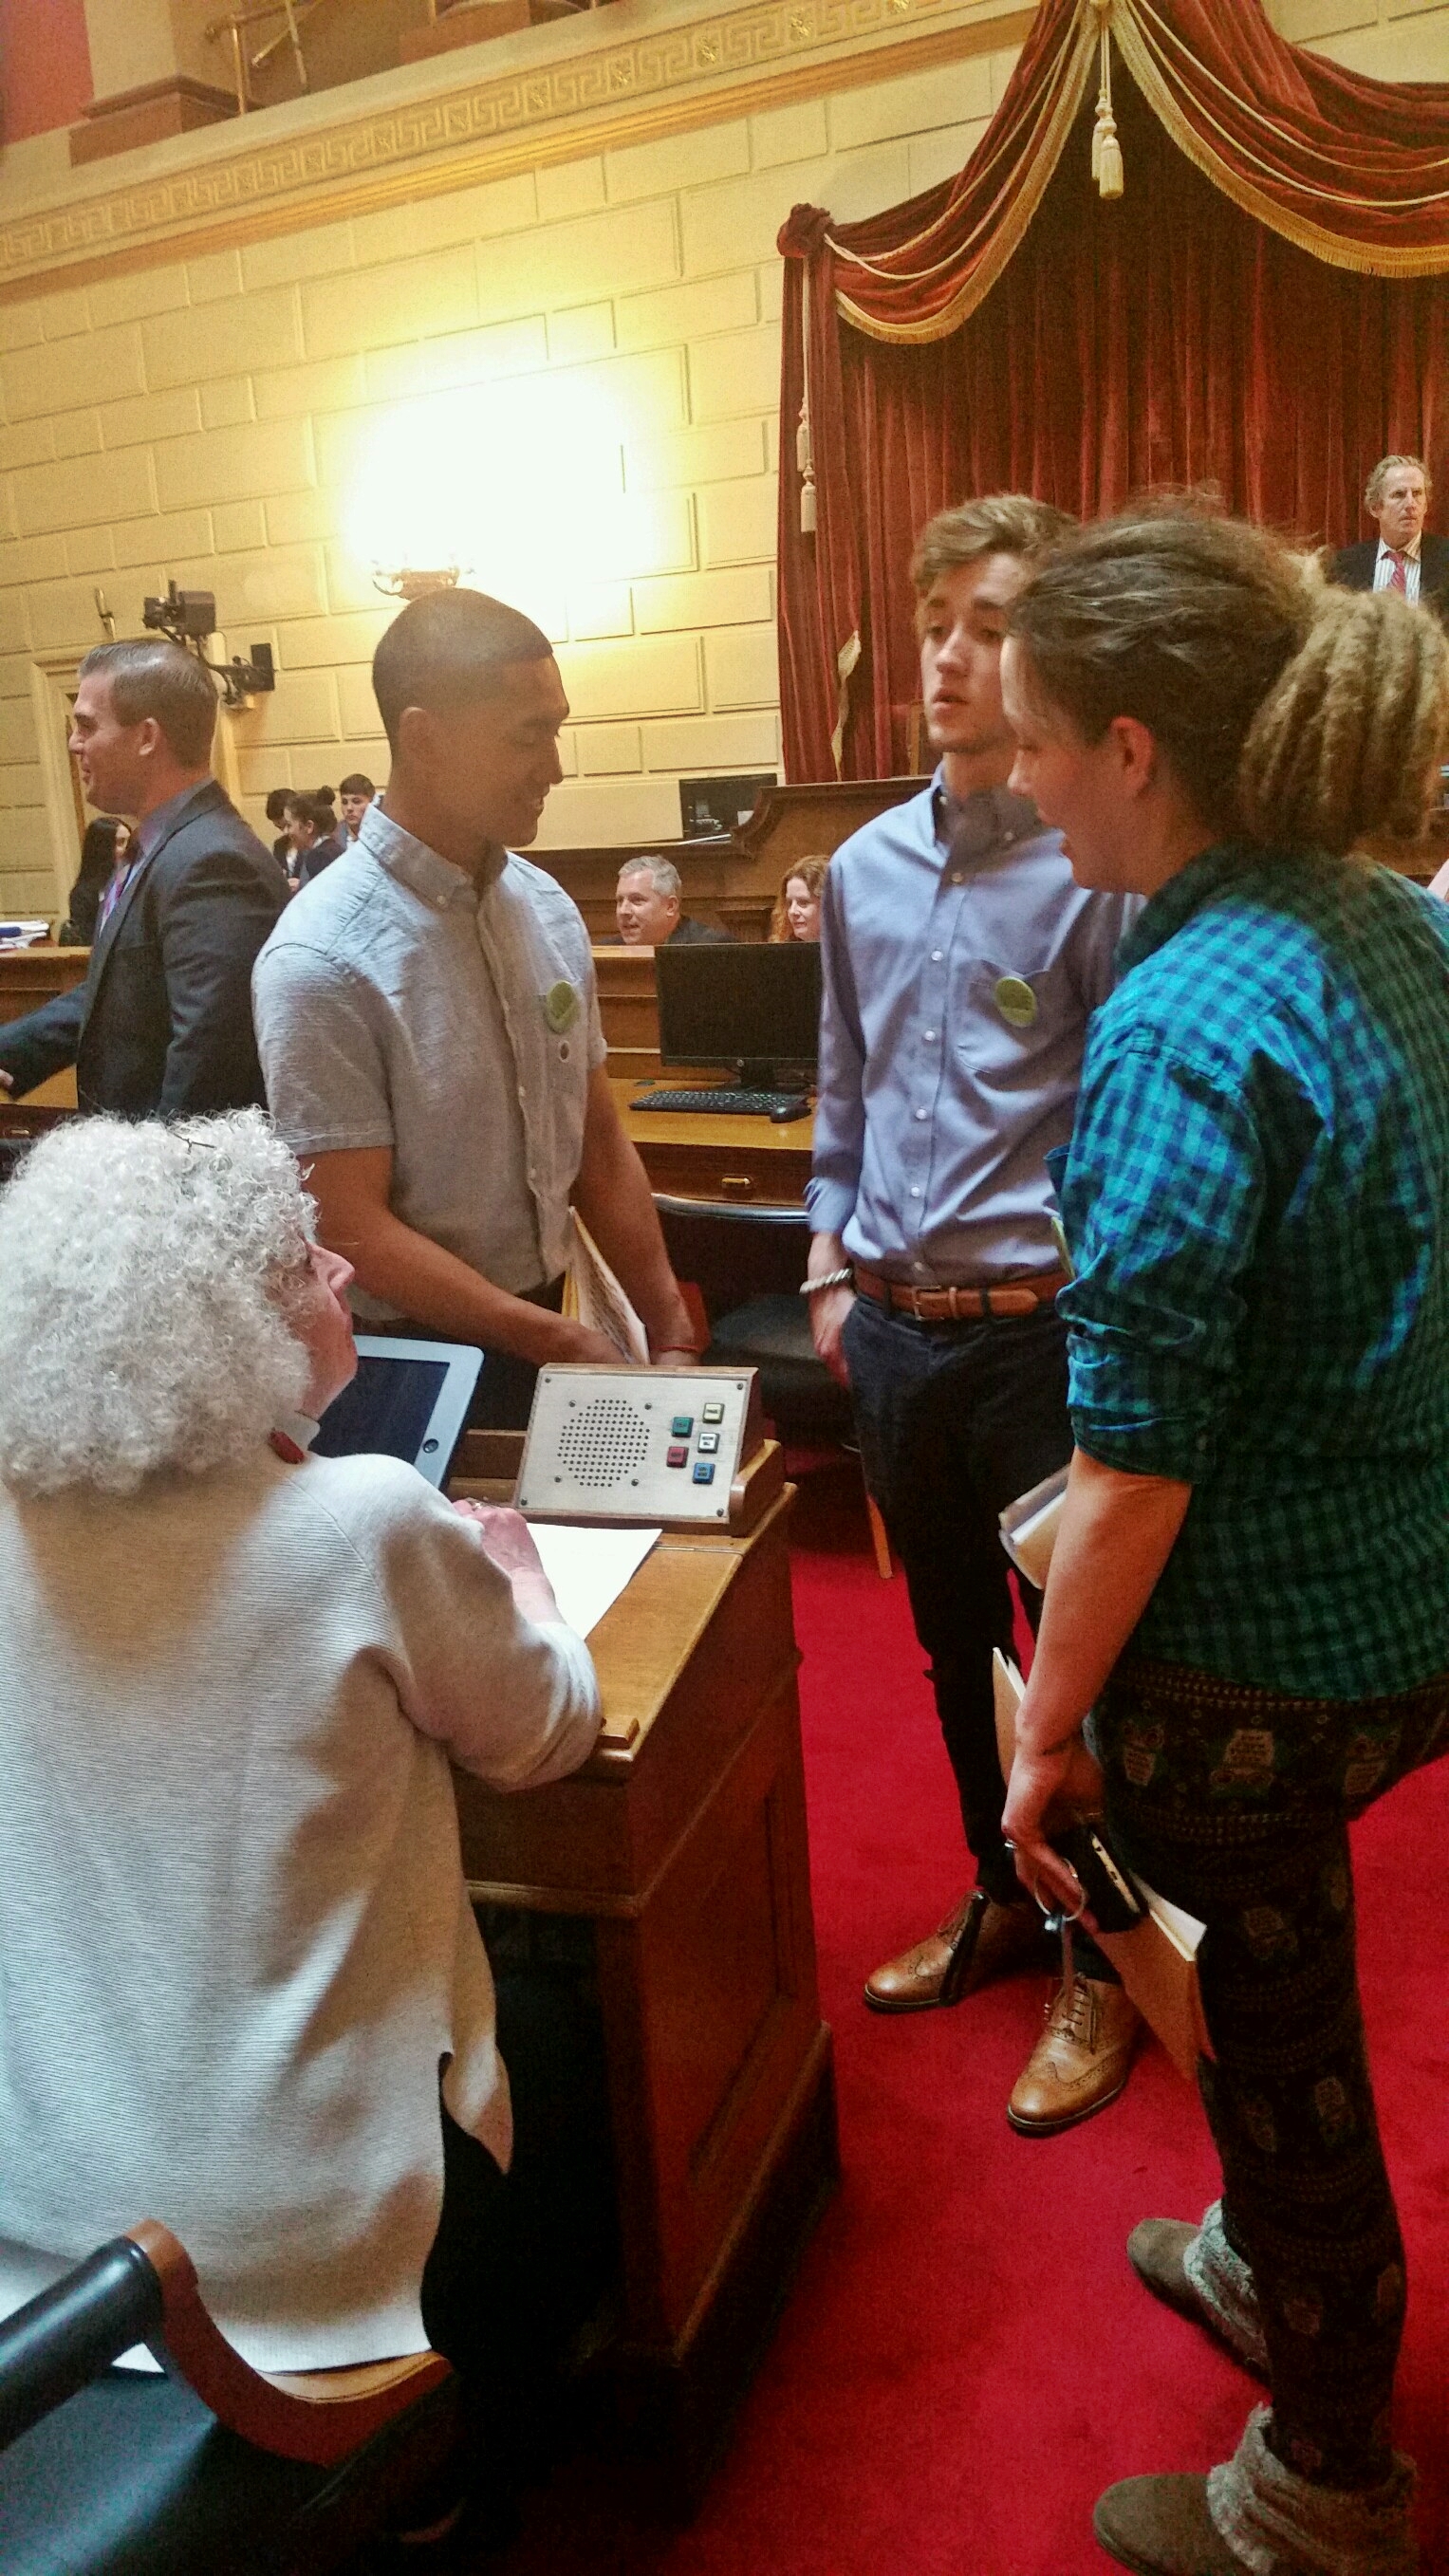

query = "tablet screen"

[{"left": 312, "top": 1355, "right": 452, "bottom": 1468}]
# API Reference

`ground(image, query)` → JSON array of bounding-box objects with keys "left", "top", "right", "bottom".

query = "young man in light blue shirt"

[{"left": 807, "top": 496, "right": 1139, "bottom": 2133}]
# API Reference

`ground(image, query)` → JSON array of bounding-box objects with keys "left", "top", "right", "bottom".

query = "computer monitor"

[{"left": 654, "top": 939, "right": 822, "bottom": 1088}]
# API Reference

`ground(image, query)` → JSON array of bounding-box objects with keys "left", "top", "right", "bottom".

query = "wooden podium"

[{"left": 449, "top": 1439, "right": 838, "bottom": 2507}]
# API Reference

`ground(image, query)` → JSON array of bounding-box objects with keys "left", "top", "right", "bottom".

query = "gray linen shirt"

[
  {"left": 808, "top": 774, "right": 1136, "bottom": 1283},
  {"left": 253, "top": 801, "right": 605, "bottom": 1324}
]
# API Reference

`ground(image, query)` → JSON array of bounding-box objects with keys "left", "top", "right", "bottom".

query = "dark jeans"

[
  {"left": 842, "top": 1294, "right": 1092, "bottom": 1937},
  {"left": 1100, "top": 1657, "right": 1449, "bottom": 2489},
  {"left": 419, "top": 1957, "right": 617, "bottom": 2492},
  {"left": 372, "top": 1278, "right": 566, "bottom": 1434}
]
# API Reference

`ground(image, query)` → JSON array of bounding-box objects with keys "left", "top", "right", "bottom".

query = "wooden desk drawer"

[{"left": 632, "top": 1138, "right": 810, "bottom": 1208}]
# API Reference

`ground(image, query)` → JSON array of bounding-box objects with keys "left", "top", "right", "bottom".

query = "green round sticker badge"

[
  {"left": 994, "top": 974, "right": 1038, "bottom": 1029},
  {"left": 543, "top": 980, "right": 580, "bottom": 1035}
]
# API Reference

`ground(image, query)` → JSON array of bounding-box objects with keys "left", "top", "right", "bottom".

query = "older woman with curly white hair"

[{"left": 0, "top": 1110, "right": 601, "bottom": 2406}]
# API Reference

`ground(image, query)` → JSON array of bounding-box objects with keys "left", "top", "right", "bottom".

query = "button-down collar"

[{"left": 364, "top": 800, "right": 499, "bottom": 912}]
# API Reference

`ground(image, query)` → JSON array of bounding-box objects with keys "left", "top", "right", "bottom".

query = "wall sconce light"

[{"left": 371, "top": 565, "right": 464, "bottom": 603}]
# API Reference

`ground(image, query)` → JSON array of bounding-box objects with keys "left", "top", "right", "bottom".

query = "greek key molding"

[{"left": 0, "top": 0, "right": 1032, "bottom": 294}]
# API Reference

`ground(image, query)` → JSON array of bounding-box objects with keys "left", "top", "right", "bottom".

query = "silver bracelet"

[{"left": 799, "top": 1267, "right": 853, "bottom": 1295}]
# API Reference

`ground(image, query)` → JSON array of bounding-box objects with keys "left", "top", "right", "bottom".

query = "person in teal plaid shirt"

[{"left": 997, "top": 514, "right": 1449, "bottom": 2576}]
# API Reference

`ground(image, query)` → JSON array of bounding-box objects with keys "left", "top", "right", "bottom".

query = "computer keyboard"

[{"left": 633, "top": 1086, "right": 811, "bottom": 1120}]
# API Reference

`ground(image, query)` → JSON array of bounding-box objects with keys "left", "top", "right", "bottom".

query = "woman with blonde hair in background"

[
  {"left": 769, "top": 854, "right": 828, "bottom": 941},
  {"left": 999, "top": 515, "right": 1449, "bottom": 2576}
]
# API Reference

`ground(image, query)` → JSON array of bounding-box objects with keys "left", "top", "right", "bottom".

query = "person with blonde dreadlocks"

[{"left": 996, "top": 514, "right": 1449, "bottom": 2576}]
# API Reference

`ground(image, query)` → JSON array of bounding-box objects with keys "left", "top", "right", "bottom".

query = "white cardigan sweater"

[{"left": 0, "top": 1446, "right": 600, "bottom": 2370}]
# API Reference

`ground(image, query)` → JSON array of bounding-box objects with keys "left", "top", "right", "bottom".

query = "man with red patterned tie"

[{"left": 1330, "top": 454, "right": 1449, "bottom": 622}]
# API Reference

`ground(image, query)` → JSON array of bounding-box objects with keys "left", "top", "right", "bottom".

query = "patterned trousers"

[{"left": 1096, "top": 1659, "right": 1449, "bottom": 2491}]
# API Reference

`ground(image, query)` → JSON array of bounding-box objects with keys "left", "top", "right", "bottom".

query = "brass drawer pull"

[{"left": 719, "top": 1175, "right": 756, "bottom": 1198}]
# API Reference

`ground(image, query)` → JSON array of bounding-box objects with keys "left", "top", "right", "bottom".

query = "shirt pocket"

[{"left": 954, "top": 952, "right": 1077, "bottom": 1089}]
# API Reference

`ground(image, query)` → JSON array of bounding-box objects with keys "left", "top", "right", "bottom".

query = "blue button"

[
  {"left": 671, "top": 1415, "right": 694, "bottom": 1437},
  {"left": 692, "top": 1460, "right": 715, "bottom": 1485}
]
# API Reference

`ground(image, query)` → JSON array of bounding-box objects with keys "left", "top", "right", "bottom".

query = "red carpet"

[{"left": 502, "top": 1458, "right": 1449, "bottom": 2575}]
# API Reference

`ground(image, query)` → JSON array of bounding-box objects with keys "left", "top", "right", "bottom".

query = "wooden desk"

[
  {"left": 610, "top": 1074, "right": 813, "bottom": 1322},
  {"left": 450, "top": 1457, "right": 838, "bottom": 2503},
  {"left": 0, "top": 946, "right": 84, "bottom": 1108},
  {"left": 610, "top": 1075, "right": 811, "bottom": 1215}
]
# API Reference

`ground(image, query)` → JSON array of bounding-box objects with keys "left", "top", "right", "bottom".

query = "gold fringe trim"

[
  {"left": 1113, "top": 1, "right": 1449, "bottom": 279},
  {"left": 829, "top": 0, "right": 1449, "bottom": 347},
  {"left": 831, "top": 10, "right": 1099, "bottom": 343}
]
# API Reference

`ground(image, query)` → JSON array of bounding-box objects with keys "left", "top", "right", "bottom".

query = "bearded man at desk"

[
  {"left": 806, "top": 496, "right": 1140, "bottom": 2134},
  {"left": 253, "top": 588, "right": 697, "bottom": 1429}
]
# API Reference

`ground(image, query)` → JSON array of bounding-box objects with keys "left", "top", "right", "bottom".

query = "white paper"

[
  {"left": 531, "top": 1521, "right": 659, "bottom": 1639},
  {"left": 999, "top": 1463, "right": 1069, "bottom": 1590}
]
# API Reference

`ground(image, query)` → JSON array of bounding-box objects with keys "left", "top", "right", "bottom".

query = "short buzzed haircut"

[
  {"left": 911, "top": 494, "right": 1077, "bottom": 609},
  {"left": 1365, "top": 454, "right": 1431, "bottom": 512},
  {"left": 78, "top": 639, "right": 217, "bottom": 767},
  {"left": 617, "top": 856, "right": 681, "bottom": 900},
  {"left": 372, "top": 588, "right": 553, "bottom": 752}
]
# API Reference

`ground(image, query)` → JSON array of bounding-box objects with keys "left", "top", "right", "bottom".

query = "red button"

[{"left": 666, "top": 1444, "right": 689, "bottom": 1467}]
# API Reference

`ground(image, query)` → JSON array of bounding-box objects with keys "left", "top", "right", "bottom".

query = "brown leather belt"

[{"left": 853, "top": 1264, "right": 1067, "bottom": 1322}]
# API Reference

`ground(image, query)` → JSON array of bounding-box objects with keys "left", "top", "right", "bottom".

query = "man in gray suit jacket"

[{"left": 0, "top": 640, "right": 286, "bottom": 1118}]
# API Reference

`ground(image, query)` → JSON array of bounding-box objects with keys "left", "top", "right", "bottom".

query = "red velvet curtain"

[{"left": 778, "top": 0, "right": 1449, "bottom": 781}]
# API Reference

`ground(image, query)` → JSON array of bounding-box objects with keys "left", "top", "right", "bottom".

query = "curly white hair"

[{"left": 0, "top": 1110, "right": 315, "bottom": 1496}]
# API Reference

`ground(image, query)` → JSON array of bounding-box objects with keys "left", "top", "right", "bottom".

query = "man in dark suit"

[
  {"left": 0, "top": 639, "right": 286, "bottom": 1117},
  {"left": 1330, "top": 454, "right": 1449, "bottom": 621},
  {"left": 613, "top": 857, "right": 732, "bottom": 946}
]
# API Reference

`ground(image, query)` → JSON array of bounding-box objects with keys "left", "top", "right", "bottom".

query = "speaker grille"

[{"left": 556, "top": 1397, "right": 652, "bottom": 1489}]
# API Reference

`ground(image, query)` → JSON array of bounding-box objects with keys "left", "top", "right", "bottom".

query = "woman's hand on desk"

[{"left": 453, "top": 1501, "right": 563, "bottom": 1628}]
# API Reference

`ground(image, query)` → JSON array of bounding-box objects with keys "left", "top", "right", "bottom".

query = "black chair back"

[{"left": 0, "top": 2238, "right": 161, "bottom": 2454}]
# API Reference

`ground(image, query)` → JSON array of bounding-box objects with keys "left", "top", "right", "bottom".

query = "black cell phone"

[{"left": 1050, "top": 1821, "right": 1145, "bottom": 1935}]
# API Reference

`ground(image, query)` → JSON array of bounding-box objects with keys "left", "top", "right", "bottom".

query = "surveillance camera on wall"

[
  {"left": 142, "top": 582, "right": 218, "bottom": 642},
  {"left": 139, "top": 581, "right": 275, "bottom": 705}
]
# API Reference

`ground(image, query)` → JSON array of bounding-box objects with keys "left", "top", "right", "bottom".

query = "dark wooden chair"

[
  {"left": 0, "top": 2221, "right": 456, "bottom": 2575},
  {"left": 704, "top": 1291, "right": 893, "bottom": 1577}
]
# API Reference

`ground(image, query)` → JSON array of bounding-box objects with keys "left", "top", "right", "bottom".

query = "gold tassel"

[
  {"left": 796, "top": 396, "right": 817, "bottom": 535},
  {"left": 1090, "top": 0, "right": 1124, "bottom": 199}
]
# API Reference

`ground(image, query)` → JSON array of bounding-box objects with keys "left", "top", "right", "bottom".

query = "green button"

[
  {"left": 994, "top": 974, "right": 1038, "bottom": 1029},
  {"left": 671, "top": 1415, "right": 694, "bottom": 1437}
]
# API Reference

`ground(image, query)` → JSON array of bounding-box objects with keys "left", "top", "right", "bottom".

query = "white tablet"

[{"left": 310, "top": 1336, "right": 483, "bottom": 1487}]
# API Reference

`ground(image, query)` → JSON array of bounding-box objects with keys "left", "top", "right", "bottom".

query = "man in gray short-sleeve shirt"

[{"left": 253, "top": 588, "right": 697, "bottom": 1428}]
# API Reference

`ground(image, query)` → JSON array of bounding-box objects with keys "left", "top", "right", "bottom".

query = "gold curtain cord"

[
  {"left": 831, "top": 12, "right": 1099, "bottom": 343},
  {"left": 1133, "top": 0, "right": 1449, "bottom": 191},
  {"left": 826, "top": 51, "right": 1078, "bottom": 288},
  {"left": 827, "top": 0, "right": 1449, "bottom": 345},
  {"left": 1117, "top": 4, "right": 1449, "bottom": 267}
]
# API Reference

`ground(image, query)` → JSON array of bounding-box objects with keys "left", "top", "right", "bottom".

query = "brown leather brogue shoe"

[
  {"left": 1006, "top": 1972, "right": 1141, "bottom": 2133},
  {"left": 864, "top": 1888, "right": 1048, "bottom": 2013}
]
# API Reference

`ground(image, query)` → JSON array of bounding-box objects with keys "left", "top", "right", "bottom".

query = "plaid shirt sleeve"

[{"left": 1057, "top": 1027, "right": 1271, "bottom": 1482}]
